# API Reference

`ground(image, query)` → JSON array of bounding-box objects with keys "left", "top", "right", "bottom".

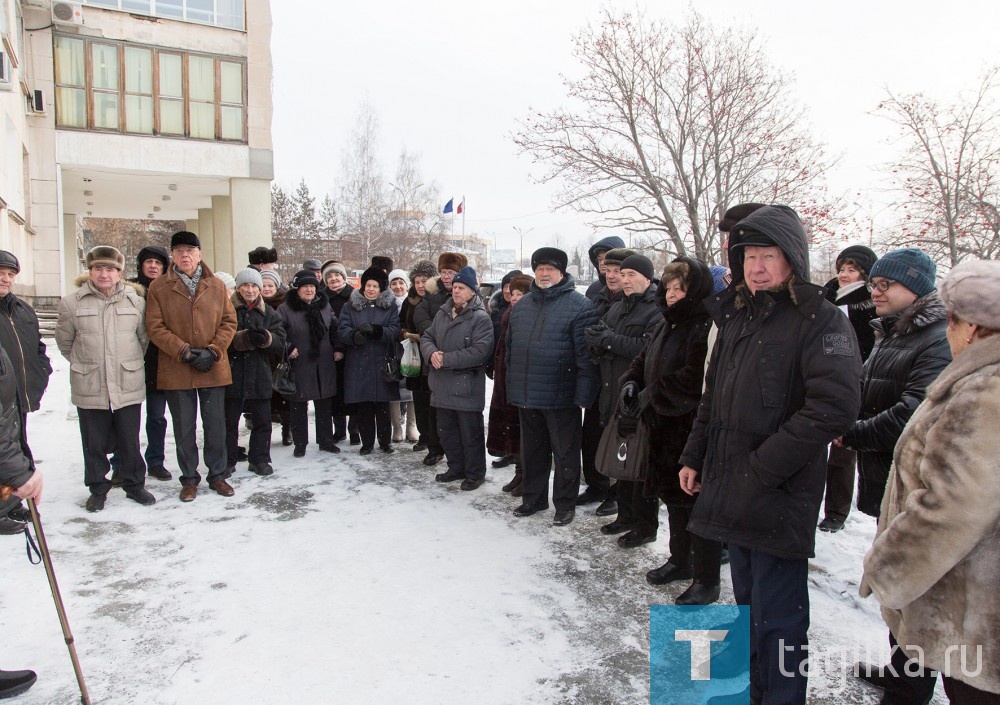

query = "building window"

[
  {"left": 79, "top": 0, "right": 245, "bottom": 30},
  {"left": 53, "top": 34, "right": 247, "bottom": 142}
]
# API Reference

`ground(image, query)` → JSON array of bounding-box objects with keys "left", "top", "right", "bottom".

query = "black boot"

[
  {"left": 502, "top": 468, "right": 522, "bottom": 493},
  {"left": 675, "top": 581, "right": 720, "bottom": 605},
  {"left": 646, "top": 561, "right": 693, "bottom": 585},
  {"left": 0, "top": 669, "right": 37, "bottom": 699}
]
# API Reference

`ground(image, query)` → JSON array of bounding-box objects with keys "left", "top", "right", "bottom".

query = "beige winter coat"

[
  {"left": 55, "top": 276, "right": 149, "bottom": 410},
  {"left": 860, "top": 334, "right": 1000, "bottom": 694}
]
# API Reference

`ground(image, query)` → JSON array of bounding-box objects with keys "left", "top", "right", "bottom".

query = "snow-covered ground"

[{"left": 2, "top": 355, "right": 945, "bottom": 704}]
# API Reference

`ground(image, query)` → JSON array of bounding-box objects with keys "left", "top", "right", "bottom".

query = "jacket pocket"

[
  {"left": 74, "top": 308, "right": 100, "bottom": 333},
  {"left": 70, "top": 362, "right": 101, "bottom": 396},
  {"left": 120, "top": 358, "right": 146, "bottom": 395}
]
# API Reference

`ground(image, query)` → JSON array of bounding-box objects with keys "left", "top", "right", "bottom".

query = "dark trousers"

[
  {"left": 881, "top": 632, "right": 938, "bottom": 705},
  {"left": 143, "top": 390, "right": 168, "bottom": 467},
  {"left": 729, "top": 544, "right": 810, "bottom": 705},
  {"left": 437, "top": 407, "right": 487, "bottom": 481},
  {"left": 165, "top": 387, "right": 227, "bottom": 486},
  {"left": 616, "top": 479, "right": 659, "bottom": 536},
  {"left": 580, "top": 403, "right": 610, "bottom": 494},
  {"left": 78, "top": 404, "right": 145, "bottom": 496},
  {"left": 824, "top": 443, "right": 856, "bottom": 521},
  {"left": 353, "top": 401, "right": 391, "bottom": 449},
  {"left": 289, "top": 397, "right": 334, "bottom": 449},
  {"left": 666, "top": 505, "right": 722, "bottom": 584},
  {"left": 413, "top": 391, "right": 442, "bottom": 453},
  {"left": 518, "top": 407, "right": 582, "bottom": 512},
  {"left": 225, "top": 397, "right": 272, "bottom": 465},
  {"left": 943, "top": 676, "right": 1000, "bottom": 705}
]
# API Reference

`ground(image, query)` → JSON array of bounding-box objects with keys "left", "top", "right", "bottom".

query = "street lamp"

[{"left": 513, "top": 226, "right": 534, "bottom": 269}]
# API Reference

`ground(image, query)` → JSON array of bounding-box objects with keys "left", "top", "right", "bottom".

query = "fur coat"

[{"left": 861, "top": 334, "right": 1000, "bottom": 694}]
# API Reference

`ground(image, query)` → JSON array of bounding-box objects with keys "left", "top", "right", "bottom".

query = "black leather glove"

[
  {"left": 618, "top": 381, "right": 639, "bottom": 416},
  {"left": 186, "top": 348, "right": 215, "bottom": 373},
  {"left": 352, "top": 329, "right": 368, "bottom": 346},
  {"left": 369, "top": 324, "right": 383, "bottom": 340},
  {"left": 585, "top": 322, "right": 610, "bottom": 350},
  {"left": 247, "top": 326, "right": 269, "bottom": 347},
  {"left": 359, "top": 323, "right": 374, "bottom": 338}
]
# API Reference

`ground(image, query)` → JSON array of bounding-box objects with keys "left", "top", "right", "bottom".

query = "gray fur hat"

[
  {"left": 939, "top": 259, "right": 1000, "bottom": 330},
  {"left": 408, "top": 259, "right": 437, "bottom": 281}
]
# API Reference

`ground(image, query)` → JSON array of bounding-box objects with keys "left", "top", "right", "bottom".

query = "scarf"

[{"left": 174, "top": 264, "right": 203, "bottom": 297}]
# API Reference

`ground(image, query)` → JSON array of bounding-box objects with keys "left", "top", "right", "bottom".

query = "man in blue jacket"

[
  {"left": 678, "top": 205, "right": 863, "bottom": 705},
  {"left": 506, "top": 247, "right": 599, "bottom": 526}
]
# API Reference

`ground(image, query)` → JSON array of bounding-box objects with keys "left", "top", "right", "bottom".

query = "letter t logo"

[{"left": 674, "top": 630, "right": 729, "bottom": 680}]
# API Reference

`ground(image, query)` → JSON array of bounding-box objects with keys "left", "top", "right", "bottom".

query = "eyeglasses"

[{"left": 870, "top": 279, "right": 898, "bottom": 293}]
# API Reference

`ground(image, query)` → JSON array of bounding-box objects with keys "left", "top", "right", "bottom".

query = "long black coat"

[
  {"left": 278, "top": 288, "right": 338, "bottom": 402},
  {"left": 0, "top": 345, "right": 34, "bottom": 519},
  {"left": 487, "top": 307, "right": 519, "bottom": 456},
  {"left": 337, "top": 289, "right": 401, "bottom": 404},
  {"left": 0, "top": 293, "right": 52, "bottom": 412},
  {"left": 842, "top": 293, "right": 951, "bottom": 516},
  {"left": 400, "top": 288, "right": 429, "bottom": 392},
  {"left": 621, "top": 258, "right": 712, "bottom": 505},
  {"left": 226, "top": 293, "right": 286, "bottom": 401},
  {"left": 679, "top": 205, "right": 863, "bottom": 560},
  {"left": 592, "top": 283, "right": 661, "bottom": 426}
]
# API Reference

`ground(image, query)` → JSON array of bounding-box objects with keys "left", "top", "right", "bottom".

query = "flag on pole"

[
  {"left": 443, "top": 198, "right": 454, "bottom": 214},
  {"left": 456, "top": 198, "right": 464, "bottom": 215}
]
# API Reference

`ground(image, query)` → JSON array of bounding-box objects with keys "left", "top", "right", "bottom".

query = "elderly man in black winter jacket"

[
  {"left": 506, "top": 247, "right": 599, "bottom": 526},
  {"left": 678, "top": 205, "right": 863, "bottom": 705},
  {"left": 0, "top": 250, "right": 52, "bottom": 462}
]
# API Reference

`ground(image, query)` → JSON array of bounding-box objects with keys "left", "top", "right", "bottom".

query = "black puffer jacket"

[
  {"left": 0, "top": 293, "right": 52, "bottom": 412},
  {"left": 679, "top": 205, "right": 863, "bottom": 559},
  {"left": 506, "top": 274, "right": 599, "bottom": 409},
  {"left": 621, "top": 258, "right": 713, "bottom": 504},
  {"left": 843, "top": 293, "right": 951, "bottom": 517},
  {"left": 592, "top": 283, "right": 661, "bottom": 426},
  {"left": 0, "top": 345, "right": 34, "bottom": 519},
  {"left": 226, "top": 293, "right": 286, "bottom": 401}
]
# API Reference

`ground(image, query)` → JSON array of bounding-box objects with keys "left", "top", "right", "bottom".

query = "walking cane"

[{"left": 1, "top": 486, "right": 92, "bottom": 705}]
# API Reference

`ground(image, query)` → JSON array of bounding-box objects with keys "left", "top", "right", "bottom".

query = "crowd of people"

[{"left": 1, "top": 203, "right": 998, "bottom": 703}]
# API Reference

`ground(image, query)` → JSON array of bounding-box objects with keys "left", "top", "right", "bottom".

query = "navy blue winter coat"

[
  {"left": 337, "top": 289, "right": 401, "bottom": 404},
  {"left": 505, "top": 274, "right": 599, "bottom": 410}
]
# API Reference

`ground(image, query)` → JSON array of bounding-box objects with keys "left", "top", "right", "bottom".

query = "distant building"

[{"left": 0, "top": 0, "right": 273, "bottom": 306}]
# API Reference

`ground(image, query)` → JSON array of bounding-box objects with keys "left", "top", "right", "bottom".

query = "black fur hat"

[
  {"left": 360, "top": 266, "right": 389, "bottom": 292},
  {"left": 248, "top": 246, "right": 278, "bottom": 265}
]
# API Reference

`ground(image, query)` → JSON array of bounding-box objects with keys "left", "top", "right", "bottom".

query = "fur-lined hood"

[
  {"left": 283, "top": 287, "right": 330, "bottom": 312},
  {"left": 348, "top": 287, "right": 396, "bottom": 311},
  {"left": 73, "top": 273, "right": 145, "bottom": 299},
  {"left": 872, "top": 292, "right": 947, "bottom": 339}
]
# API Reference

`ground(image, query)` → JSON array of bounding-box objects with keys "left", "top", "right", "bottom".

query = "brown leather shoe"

[
  {"left": 209, "top": 479, "right": 235, "bottom": 497},
  {"left": 179, "top": 485, "right": 197, "bottom": 502}
]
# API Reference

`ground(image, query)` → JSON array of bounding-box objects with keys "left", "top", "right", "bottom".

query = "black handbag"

[
  {"left": 272, "top": 350, "right": 296, "bottom": 397},
  {"left": 596, "top": 413, "right": 648, "bottom": 481},
  {"left": 380, "top": 343, "right": 402, "bottom": 383}
]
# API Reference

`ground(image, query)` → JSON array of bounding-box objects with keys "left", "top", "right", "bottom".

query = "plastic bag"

[{"left": 400, "top": 338, "right": 422, "bottom": 378}]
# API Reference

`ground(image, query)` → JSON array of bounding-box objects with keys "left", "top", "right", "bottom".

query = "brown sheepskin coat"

[
  {"left": 861, "top": 334, "right": 1000, "bottom": 694},
  {"left": 145, "top": 262, "right": 237, "bottom": 390}
]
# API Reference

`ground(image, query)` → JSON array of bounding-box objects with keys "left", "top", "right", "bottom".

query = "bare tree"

[
  {"left": 338, "top": 102, "right": 389, "bottom": 265},
  {"left": 878, "top": 67, "right": 1000, "bottom": 267},
  {"left": 81, "top": 218, "right": 184, "bottom": 278},
  {"left": 513, "top": 9, "right": 837, "bottom": 264}
]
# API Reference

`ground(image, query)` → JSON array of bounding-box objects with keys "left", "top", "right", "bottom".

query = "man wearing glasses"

[{"left": 842, "top": 247, "right": 951, "bottom": 703}]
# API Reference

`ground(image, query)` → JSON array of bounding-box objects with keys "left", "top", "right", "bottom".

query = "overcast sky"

[{"left": 271, "top": 0, "right": 1000, "bottom": 255}]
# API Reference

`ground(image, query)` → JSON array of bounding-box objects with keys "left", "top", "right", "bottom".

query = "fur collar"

[
  {"left": 926, "top": 334, "right": 1000, "bottom": 403},
  {"left": 74, "top": 274, "right": 145, "bottom": 299},
  {"left": 348, "top": 287, "right": 396, "bottom": 311},
  {"left": 424, "top": 276, "right": 443, "bottom": 296},
  {"left": 284, "top": 287, "right": 330, "bottom": 312},
  {"left": 230, "top": 291, "right": 265, "bottom": 313},
  {"left": 874, "top": 292, "right": 947, "bottom": 338}
]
